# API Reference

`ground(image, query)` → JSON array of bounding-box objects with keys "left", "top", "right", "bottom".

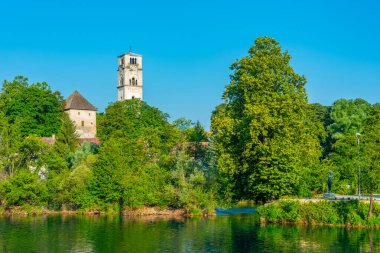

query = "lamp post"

[{"left": 356, "top": 133, "right": 361, "bottom": 200}]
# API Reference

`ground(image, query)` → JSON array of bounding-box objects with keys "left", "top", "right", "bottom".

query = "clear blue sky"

[{"left": 1, "top": 0, "right": 379, "bottom": 129}]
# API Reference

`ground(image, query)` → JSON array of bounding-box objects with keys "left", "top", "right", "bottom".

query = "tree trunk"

[
  {"left": 369, "top": 232, "right": 374, "bottom": 253},
  {"left": 368, "top": 192, "right": 374, "bottom": 220},
  {"left": 10, "top": 157, "right": 14, "bottom": 177},
  {"left": 119, "top": 197, "right": 124, "bottom": 216}
]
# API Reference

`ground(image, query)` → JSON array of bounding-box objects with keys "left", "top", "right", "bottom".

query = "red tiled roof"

[
  {"left": 40, "top": 137, "right": 100, "bottom": 146},
  {"left": 40, "top": 136, "right": 56, "bottom": 145},
  {"left": 78, "top": 137, "right": 100, "bottom": 145}
]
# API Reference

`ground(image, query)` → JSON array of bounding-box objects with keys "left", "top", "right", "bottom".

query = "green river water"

[{"left": 0, "top": 213, "right": 379, "bottom": 252}]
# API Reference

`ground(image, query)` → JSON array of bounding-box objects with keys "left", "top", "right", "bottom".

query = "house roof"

[
  {"left": 40, "top": 136, "right": 56, "bottom": 145},
  {"left": 65, "top": 90, "right": 97, "bottom": 111}
]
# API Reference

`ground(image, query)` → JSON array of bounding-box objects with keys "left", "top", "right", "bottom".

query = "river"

[{"left": 0, "top": 213, "right": 379, "bottom": 252}]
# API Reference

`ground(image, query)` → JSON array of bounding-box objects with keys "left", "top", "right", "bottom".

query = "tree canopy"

[
  {"left": 211, "top": 37, "right": 321, "bottom": 202},
  {"left": 0, "top": 76, "right": 64, "bottom": 137}
]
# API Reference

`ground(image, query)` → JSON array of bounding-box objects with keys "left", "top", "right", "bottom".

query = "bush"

[
  {"left": 258, "top": 200, "right": 380, "bottom": 226},
  {"left": 0, "top": 170, "right": 47, "bottom": 207}
]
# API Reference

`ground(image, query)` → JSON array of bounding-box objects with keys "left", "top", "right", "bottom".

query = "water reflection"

[{"left": 0, "top": 214, "right": 379, "bottom": 252}]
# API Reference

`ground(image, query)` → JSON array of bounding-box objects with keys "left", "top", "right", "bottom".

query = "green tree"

[
  {"left": 90, "top": 100, "right": 181, "bottom": 210},
  {"left": 0, "top": 115, "right": 23, "bottom": 176},
  {"left": 0, "top": 76, "right": 64, "bottom": 137},
  {"left": 308, "top": 103, "right": 331, "bottom": 157},
  {"left": 328, "top": 98, "right": 370, "bottom": 140},
  {"left": 55, "top": 113, "right": 79, "bottom": 153},
  {"left": 323, "top": 98, "right": 371, "bottom": 194},
  {"left": 172, "top": 117, "right": 192, "bottom": 132},
  {"left": 361, "top": 104, "right": 380, "bottom": 219},
  {"left": 53, "top": 113, "right": 79, "bottom": 169},
  {"left": 211, "top": 37, "right": 321, "bottom": 202},
  {"left": 69, "top": 141, "right": 98, "bottom": 168},
  {"left": 0, "top": 169, "right": 47, "bottom": 207},
  {"left": 18, "top": 135, "right": 50, "bottom": 174},
  {"left": 168, "top": 150, "right": 216, "bottom": 212},
  {"left": 187, "top": 121, "right": 209, "bottom": 162}
]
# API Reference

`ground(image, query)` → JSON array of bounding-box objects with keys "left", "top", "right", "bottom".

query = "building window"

[
  {"left": 120, "top": 77, "right": 124, "bottom": 86},
  {"left": 78, "top": 112, "right": 80, "bottom": 115},
  {"left": 121, "top": 58, "right": 124, "bottom": 65},
  {"left": 132, "top": 77, "right": 136, "bottom": 85},
  {"left": 132, "top": 96, "right": 135, "bottom": 99},
  {"left": 81, "top": 121, "right": 84, "bottom": 127},
  {"left": 129, "top": 79, "right": 131, "bottom": 85},
  {"left": 89, "top": 113, "right": 91, "bottom": 116},
  {"left": 91, "top": 122, "right": 93, "bottom": 125},
  {"left": 130, "top": 57, "right": 137, "bottom": 65}
]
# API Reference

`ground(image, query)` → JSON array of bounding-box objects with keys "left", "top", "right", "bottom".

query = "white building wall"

[{"left": 66, "top": 109, "right": 97, "bottom": 138}]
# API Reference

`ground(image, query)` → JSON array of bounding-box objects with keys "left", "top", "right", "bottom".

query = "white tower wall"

[{"left": 117, "top": 52, "right": 143, "bottom": 101}]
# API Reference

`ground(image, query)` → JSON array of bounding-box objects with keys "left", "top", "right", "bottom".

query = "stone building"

[
  {"left": 117, "top": 52, "right": 143, "bottom": 101},
  {"left": 65, "top": 90, "right": 97, "bottom": 139}
]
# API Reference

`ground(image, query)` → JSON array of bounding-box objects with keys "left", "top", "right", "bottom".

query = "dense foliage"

[
  {"left": 258, "top": 200, "right": 380, "bottom": 226},
  {"left": 211, "top": 37, "right": 321, "bottom": 203},
  {"left": 90, "top": 100, "right": 215, "bottom": 212},
  {"left": 0, "top": 90, "right": 215, "bottom": 214},
  {"left": 0, "top": 37, "right": 380, "bottom": 219},
  {"left": 0, "top": 76, "right": 64, "bottom": 137}
]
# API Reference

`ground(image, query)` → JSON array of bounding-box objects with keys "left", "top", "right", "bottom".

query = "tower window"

[
  {"left": 130, "top": 58, "right": 137, "bottom": 65},
  {"left": 81, "top": 121, "right": 84, "bottom": 127},
  {"left": 120, "top": 77, "right": 124, "bottom": 86},
  {"left": 129, "top": 79, "right": 131, "bottom": 85},
  {"left": 121, "top": 58, "right": 124, "bottom": 65},
  {"left": 78, "top": 112, "right": 80, "bottom": 115},
  {"left": 89, "top": 113, "right": 91, "bottom": 116},
  {"left": 132, "top": 77, "right": 136, "bottom": 85}
]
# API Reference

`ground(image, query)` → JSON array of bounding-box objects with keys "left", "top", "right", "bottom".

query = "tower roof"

[
  {"left": 118, "top": 52, "right": 142, "bottom": 58},
  {"left": 65, "top": 90, "right": 97, "bottom": 111}
]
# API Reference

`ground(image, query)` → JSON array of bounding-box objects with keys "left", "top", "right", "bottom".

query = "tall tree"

[
  {"left": 323, "top": 98, "right": 371, "bottom": 194},
  {"left": 0, "top": 76, "right": 64, "bottom": 137},
  {"left": 52, "top": 113, "right": 79, "bottom": 170},
  {"left": 0, "top": 115, "right": 23, "bottom": 176},
  {"left": 361, "top": 104, "right": 380, "bottom": 219},
  {"left": 308, "top": 103, "right": 331, "bottom": 156},
  {"left": 54, "top": 113, "right": 79, "bottom": 154},
  {"left": 91, "top": 100, "right": 181, "bottom": 209},
  {"left": 211, "top": 37, "right": 321, "bottom": 202}
]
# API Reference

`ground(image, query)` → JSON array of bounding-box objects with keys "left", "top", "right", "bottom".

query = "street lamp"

[{"left": 356, "top": 132, "right": 361, "bottom": 200}]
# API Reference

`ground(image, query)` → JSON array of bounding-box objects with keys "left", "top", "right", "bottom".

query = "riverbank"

[
  {"left": 257, "top": 199, "right": 380, "bottom": 228},
  {"left": 0, "top": 205, "right": 215, "bottom": 217}
]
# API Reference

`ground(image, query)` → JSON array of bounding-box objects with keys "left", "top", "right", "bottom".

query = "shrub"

[{"left": 258, "top": 200, "right": 380, "bottom": 226}]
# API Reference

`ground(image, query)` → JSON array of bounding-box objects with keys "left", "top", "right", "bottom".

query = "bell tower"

[{"left": 117, "top": 52, "right": 143, "bottom": 101}]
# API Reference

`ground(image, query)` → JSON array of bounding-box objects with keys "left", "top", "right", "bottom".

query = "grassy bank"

[
  {"left": 0, "top": 205, "right": 214, "bottom": 217},
  {"left": 257, "top": 200, "right": 380, "bottom": 227}
]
